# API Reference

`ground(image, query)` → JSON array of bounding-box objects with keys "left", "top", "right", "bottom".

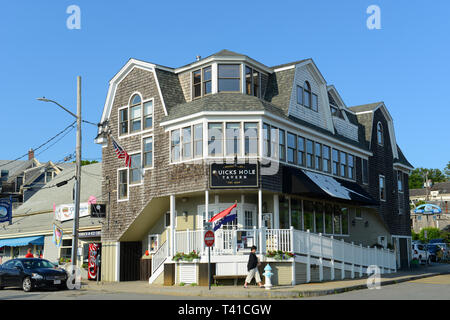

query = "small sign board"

[
  {"left": 210, "top": 163, "right": 259, "bottom": 189},
  {"left": 204, "top": 231, "right": 215, "bottom": 247}
]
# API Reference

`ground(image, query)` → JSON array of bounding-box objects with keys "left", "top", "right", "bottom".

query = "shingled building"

[{"left": 95, "top": 50, "right": 413, "bottom": 285}]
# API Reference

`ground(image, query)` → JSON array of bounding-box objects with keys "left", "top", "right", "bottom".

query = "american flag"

[{"left": 111, "top": 137, "right": 131, "bottom": 167}]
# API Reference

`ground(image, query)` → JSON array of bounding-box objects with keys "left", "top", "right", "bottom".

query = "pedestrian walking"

[{"left": 244, "top": 246, "right": 263, "bottom": 289}]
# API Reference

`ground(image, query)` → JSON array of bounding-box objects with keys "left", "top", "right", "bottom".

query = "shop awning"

[
  {"left": 283, "top": 167, "right": 379, "bottom": 206},
  {"left": 0, "top": 236, "right": 44, "bottom": 248}
]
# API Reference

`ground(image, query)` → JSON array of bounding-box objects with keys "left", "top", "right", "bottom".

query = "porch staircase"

[{"left": 149, "top": 240, "right": 169, "bottom": 284}]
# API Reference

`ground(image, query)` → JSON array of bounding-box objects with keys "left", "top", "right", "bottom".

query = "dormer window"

[
  {"left": 119, "top": 93, "right": 154, "bottom": 137},
  {"left": 330, "top": 104, "right": 344, "bottom": 119},
  {"left": 245, "top": 66, "right": 260, "bottom": 98},
  {"left": 297, "top": 81, "right": 318, "bottom": 112},
  {"left": 193, "top": 66, "right": 212, "bottom": 99},
  {"left": 377, "top": 122, "right": 384, "bottom": 146},
  {"left": 218, "top": 64, "right": 240, "bottom": 92},
  {"left": 130, "top": 95, "right": 142, "bottom": 133}
]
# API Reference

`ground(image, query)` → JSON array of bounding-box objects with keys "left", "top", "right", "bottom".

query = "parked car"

[
  {"left": 0, "top": 258, "right": 68, "bottom": 292},
  {"left": 428, "top": 243, "right": 448, "bottom": 262},
  {"left": 412, "top": 243, "right": 430, "bottom": 264}
]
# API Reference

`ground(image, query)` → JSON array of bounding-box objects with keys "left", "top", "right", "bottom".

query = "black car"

[{"left": 0, "top": 258, "right": 68, "bottom": 292}]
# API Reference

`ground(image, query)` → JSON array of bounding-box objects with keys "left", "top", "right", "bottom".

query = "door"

[
  {"left": 399, "top": 238, "right": 409, "bottom": 270},
  {"left": 0, "top": 260, "right": 15, "bottom": 286},
  {"left": 120, "top": 242, "right": 142, "bottom": 282}
]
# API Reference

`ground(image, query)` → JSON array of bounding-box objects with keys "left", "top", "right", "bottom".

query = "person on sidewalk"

[
  {"left": 244, "top": 246, "right": 263, "bottom": 289},
  {"left": 25, "top": 248, "right": 34, "bottom": 258}
]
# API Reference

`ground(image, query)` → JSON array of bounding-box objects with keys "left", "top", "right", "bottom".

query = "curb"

[{"left": 82, "top": 270, "right": 450, "bottom": 299}]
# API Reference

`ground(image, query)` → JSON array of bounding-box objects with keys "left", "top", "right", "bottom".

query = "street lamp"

[{"left": 37, "top": 76, "right": 82, "bottom": 269}]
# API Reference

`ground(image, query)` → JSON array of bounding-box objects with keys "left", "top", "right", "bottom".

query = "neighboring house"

[
  {"left": 410, "top": 182, "right": 450, "bottom": 232},
  {"left": 0, "top": 149, "right": 71, "bottom": 207},
  {"left": 94, "top": 50, "right": 413, "bottom": 285},
  {"left": 0, "top": 150, "right": 40, "bottom": 206},
  {"left": 0, "top": 163, "right": 104, "bottom": 265}
]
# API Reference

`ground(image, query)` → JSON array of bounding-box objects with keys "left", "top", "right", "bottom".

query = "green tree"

[
  {"left": 409, "top": 168, "right": 447, "bottom": 189},
  {"left": 418, "top": 227, "right": 442, "bottom": 243},
  {"left": 445, "top": 161, "right": 450, "bottom": 180},
  {"left": 72, "top": 160, "right": 99, "bottom": 166}
]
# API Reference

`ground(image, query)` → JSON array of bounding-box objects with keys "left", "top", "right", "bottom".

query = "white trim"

[
  {"left": 142, "top": 135, "right": 154, "bottom": 171},
  {"left": 273, "top": 65, "right": 296, "bottom": 72},
  {"left": 116, "top": 242, "right": 120, "bottom": 282},
  {"left": 117, "top": 167, "right": 129, "bottom": 202},
  {"left": 393, "top": 162, "right": 414, "bottom": 172}
]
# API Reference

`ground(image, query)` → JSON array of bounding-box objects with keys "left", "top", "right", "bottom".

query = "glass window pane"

[
  {"left": 297, "top": 86, "right": 303, "bottom": 105},
  {"left": 218, "top": 64, "right": 240, "bottom": 78},
  {"left": 218, "top": 78, "right": 240, "bottom": 92},
  {"left": 325, "top": 204, "right": 333, "bottom": 234},
  {"left": 341, "top": 207, "right": 349, "bottom": 235},
  {"left": 131, "top": 95, "right": 141, "bottom": 105},
  {"left": 208, "top": 123, "right": 223, "bottom": 156},
  {"left": 291, "top": 198, "right": 302, "bottom": 230},
  {"left": 226, "top": 123, "right": 241, "bottom": 156},
  {"left": 244, "top": 122, "right": 258, "bottom": 156},
  {"left": 130, "top": 154, "right": 142, "bottom": 183},
  {"left": 245, "top": 66, "right": 252, "bottom": 95},
  {"left": 193, "top": 70, "right": 201, "bottom": 84},
  {"left": 171, "top": 130, "right": 181, "bottom": 162},
  {"left": 253, "top": 70, "right": 260, "bottom": 97},
  {"left": 144, "top": 138, "right": 153, "bottom": 167},
  {"left": 312, "top": 94, "right": 318, "bottom": 111},
  {"left": 194, "top": 124, "right": 203, "bottom": 158},
  {"left": 315, "top": 202, "right": 324, "bottom": 233},
  {"left": 333, "top": 205, "right": 342, "bottom": 234},
  {"left": 303, "top": 200, "right": 314, "bottom": 231},
  {"left": 203, "top": 67, "right": 211, "bottom": 81},
  {"left": 182, "top": 127, "right": 192, "bottom": 159},
  {"left": 279, "top": 196, "right": 290, "bottom": 229}
]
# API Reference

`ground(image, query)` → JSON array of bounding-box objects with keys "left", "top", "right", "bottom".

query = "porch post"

[
  {"left": 258, "top": 189, "right": 263, "bottom": 254},
  {"left": 341, "top": 239, "right": 345, "bottom": 280},
  {"left": 351, "top": 242, "right": 355, "bottom": 279},
  {"left": 360, "top": 244, "right": 363, "bottom": 278},
  {"left": 273, "top": 194, "right": 280, "bottom": 229},
  {"left": 319, "top": 233, "right": 323, "bottom": 282},
  {"left": 170, "top": 194, "right": 176, "bottom": 256},
  {"left": 204, "top": 190, "right": 209, "bottom": 256},
  {"left": 306, "top": 230, "right": 311, "bottom": 283},
  {"left": 330, "top": 236, "right": 335, "bottom": 281}
]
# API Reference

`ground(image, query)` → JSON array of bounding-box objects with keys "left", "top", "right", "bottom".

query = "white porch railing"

[
  {"left": 172, "top": 227, "right": 397, "bottom": 272},
  {"left": 174, "top": 229, "right": 203, "bottom": 254},
  {"left": 151, "top": 240, "right": 169, "bottom": 274}
]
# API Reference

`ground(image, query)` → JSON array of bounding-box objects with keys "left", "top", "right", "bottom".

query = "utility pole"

[
  {"left": 37, "top": 76, "right": 82, "bottom": 269},
  {"left": 72, "top": 76, "right": 82, "bottom": 268}
]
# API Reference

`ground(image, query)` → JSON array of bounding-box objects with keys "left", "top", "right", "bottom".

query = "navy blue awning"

[
  {"left": 0, "top": 236, "right": 44, "bottom": 247},
  {"left": 283, "top": 167, "right": 379, "bottom": 206}
]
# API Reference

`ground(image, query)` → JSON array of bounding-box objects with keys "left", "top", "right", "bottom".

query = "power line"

[
  {"left": 35, "top": 125, "right": 76, "bottom": 157},
  {"left": 0, "top": 121, "right": 76, "bottom": 169}
]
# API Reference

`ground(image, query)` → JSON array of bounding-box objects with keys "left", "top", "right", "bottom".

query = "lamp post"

[{"left": 37, "top": 76, "right": 82, "bottom": 268}]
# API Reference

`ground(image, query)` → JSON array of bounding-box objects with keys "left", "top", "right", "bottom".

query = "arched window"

[
  {"left": 303, "top": 81, "right": 311, "bottom": 108},
  {"left": 377, "top": 122, "right": 384, "bottom": 146},
  {"left": 130, "top": 94, "right": 142, "bottom": 133}
]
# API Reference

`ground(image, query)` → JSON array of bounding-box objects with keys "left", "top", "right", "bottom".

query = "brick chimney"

[{"left": 28, "top": 148, "right": 34, "bottom": 160}]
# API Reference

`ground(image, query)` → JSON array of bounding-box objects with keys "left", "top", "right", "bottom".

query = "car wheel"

[{"left": 22, "top": 277, "right": 33, "bottom": 292}]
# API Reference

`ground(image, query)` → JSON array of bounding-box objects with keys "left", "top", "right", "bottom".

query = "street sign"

[{"left": 204, "top": 231, "right": 215, "bottom": 247}]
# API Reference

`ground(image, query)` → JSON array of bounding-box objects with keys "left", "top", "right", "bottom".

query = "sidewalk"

[{"left": 82, "top": 264, "right": 450, "bottom": 299}]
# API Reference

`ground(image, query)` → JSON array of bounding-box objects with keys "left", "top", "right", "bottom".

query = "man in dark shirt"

[{"left": 244, "top": 246, "right": 263, "bottom": 288}]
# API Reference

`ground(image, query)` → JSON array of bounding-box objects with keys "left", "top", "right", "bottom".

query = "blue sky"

[{"left": 1, "top": 0, "right": 449, "bottom": 170}]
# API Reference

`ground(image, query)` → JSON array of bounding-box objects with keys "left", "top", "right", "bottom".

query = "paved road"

[
  {"left": 1, "top": 274, "right": 449, "bottom": 300},
  {"left": 309, "top": 274, "right": 450, "bottom": 300},
  {"left": 0, "top": 288, "right": 205, "bottom": 300}
]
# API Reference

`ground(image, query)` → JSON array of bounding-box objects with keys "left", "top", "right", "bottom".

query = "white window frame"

[
  {"left": 142, "top": 135, "right": 154, "bottom": 171},
  {"left": 148, "top": 234, "right": 160, "bottom": 253},
  {"left": 117, "top": 167, "right": 129, "bottom": 202},
  {"left": 118, "top": 93, "right": 155, "bottom": 140},
  {"left": 128, "top": 151, "right": 143, "bottom": 186}
]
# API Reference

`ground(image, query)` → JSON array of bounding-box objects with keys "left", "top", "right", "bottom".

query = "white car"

[{"left": 412, "top": 243, "right": 430, "bottom": 264}]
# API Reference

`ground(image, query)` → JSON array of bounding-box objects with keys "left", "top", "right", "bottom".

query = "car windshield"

[{"left": 22, "top": 260, "right": 56, "bottom": 270}]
